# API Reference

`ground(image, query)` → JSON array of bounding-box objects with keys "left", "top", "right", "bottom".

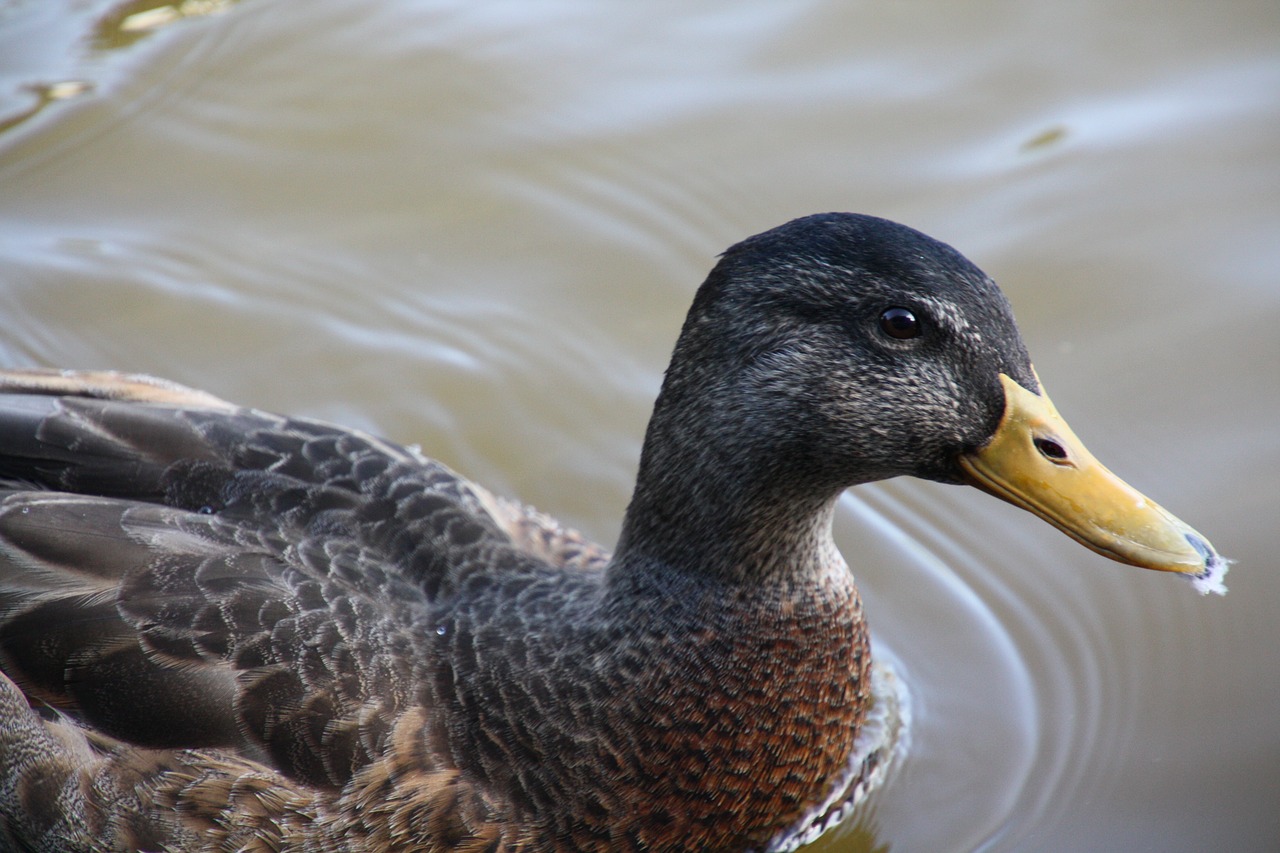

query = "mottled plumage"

[{"left": 0, "top": 214, "right": 1221, "bottom": 852}]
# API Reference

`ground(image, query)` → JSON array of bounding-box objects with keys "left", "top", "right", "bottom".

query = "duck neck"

[{"left": 610, "top": 382, "right": 850, "bottom": 592}]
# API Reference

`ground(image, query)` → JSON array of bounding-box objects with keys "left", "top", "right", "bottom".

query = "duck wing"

[{"left": 0, "top": 369, "right": 605, "bottom": 851}]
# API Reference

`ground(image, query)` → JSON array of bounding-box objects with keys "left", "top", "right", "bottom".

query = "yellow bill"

[{"left": 958, "top": 372, "right": 1227, "bottom": 594}]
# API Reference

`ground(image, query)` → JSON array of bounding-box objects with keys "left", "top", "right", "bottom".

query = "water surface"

[{"left": 2, "top": 1, "right": 1278, "bottom": 850}]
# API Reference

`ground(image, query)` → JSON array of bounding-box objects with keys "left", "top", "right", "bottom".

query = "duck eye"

[{"left": 879, "top": 307, "right": 921, "bottom": 340}]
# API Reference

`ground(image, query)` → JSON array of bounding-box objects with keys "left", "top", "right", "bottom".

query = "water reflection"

[
  {"left": 93, "top": 0, "right": 241, "bottom": 51},
  {"left": 0, "top": 0, "right": 240, "bottom": 137},
  {"left": 0, "top": 80, "right": 93, "bottom": 135}
]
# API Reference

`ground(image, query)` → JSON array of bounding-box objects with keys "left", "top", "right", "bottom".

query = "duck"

[{"left": 0, "top": 213, "right": 1224, "bottom": 852}]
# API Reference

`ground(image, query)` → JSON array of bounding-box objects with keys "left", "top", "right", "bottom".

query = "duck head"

[{"left": 624, "top": 213, "right": 1223, "bottom": 588}]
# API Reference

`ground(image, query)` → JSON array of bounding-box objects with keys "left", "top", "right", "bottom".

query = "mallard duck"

[{"left": 0, "top": 213, "right": 1224, "bottom": 852}]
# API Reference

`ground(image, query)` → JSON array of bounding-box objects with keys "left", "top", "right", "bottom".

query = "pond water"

[{"left": 2, "top": 1, "right": 1278, "bottom": 850}]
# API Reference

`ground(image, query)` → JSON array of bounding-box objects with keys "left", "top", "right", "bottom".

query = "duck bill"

[{"left": 958, "top": 372, "right": 1219, "bottom": 576}]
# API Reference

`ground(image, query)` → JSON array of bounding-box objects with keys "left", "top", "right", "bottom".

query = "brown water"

[{"left": 2, "top": 1, "right": 1278, "bottom": 850}]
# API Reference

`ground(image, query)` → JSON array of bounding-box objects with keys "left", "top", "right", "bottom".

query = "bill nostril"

[{"left": 1034, "top": 436, "right": 1070, "bottom": 463}]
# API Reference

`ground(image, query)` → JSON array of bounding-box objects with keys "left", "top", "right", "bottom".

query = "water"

[{"left": 3, "top": 1, "right": 1278, "bottom": 850}]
